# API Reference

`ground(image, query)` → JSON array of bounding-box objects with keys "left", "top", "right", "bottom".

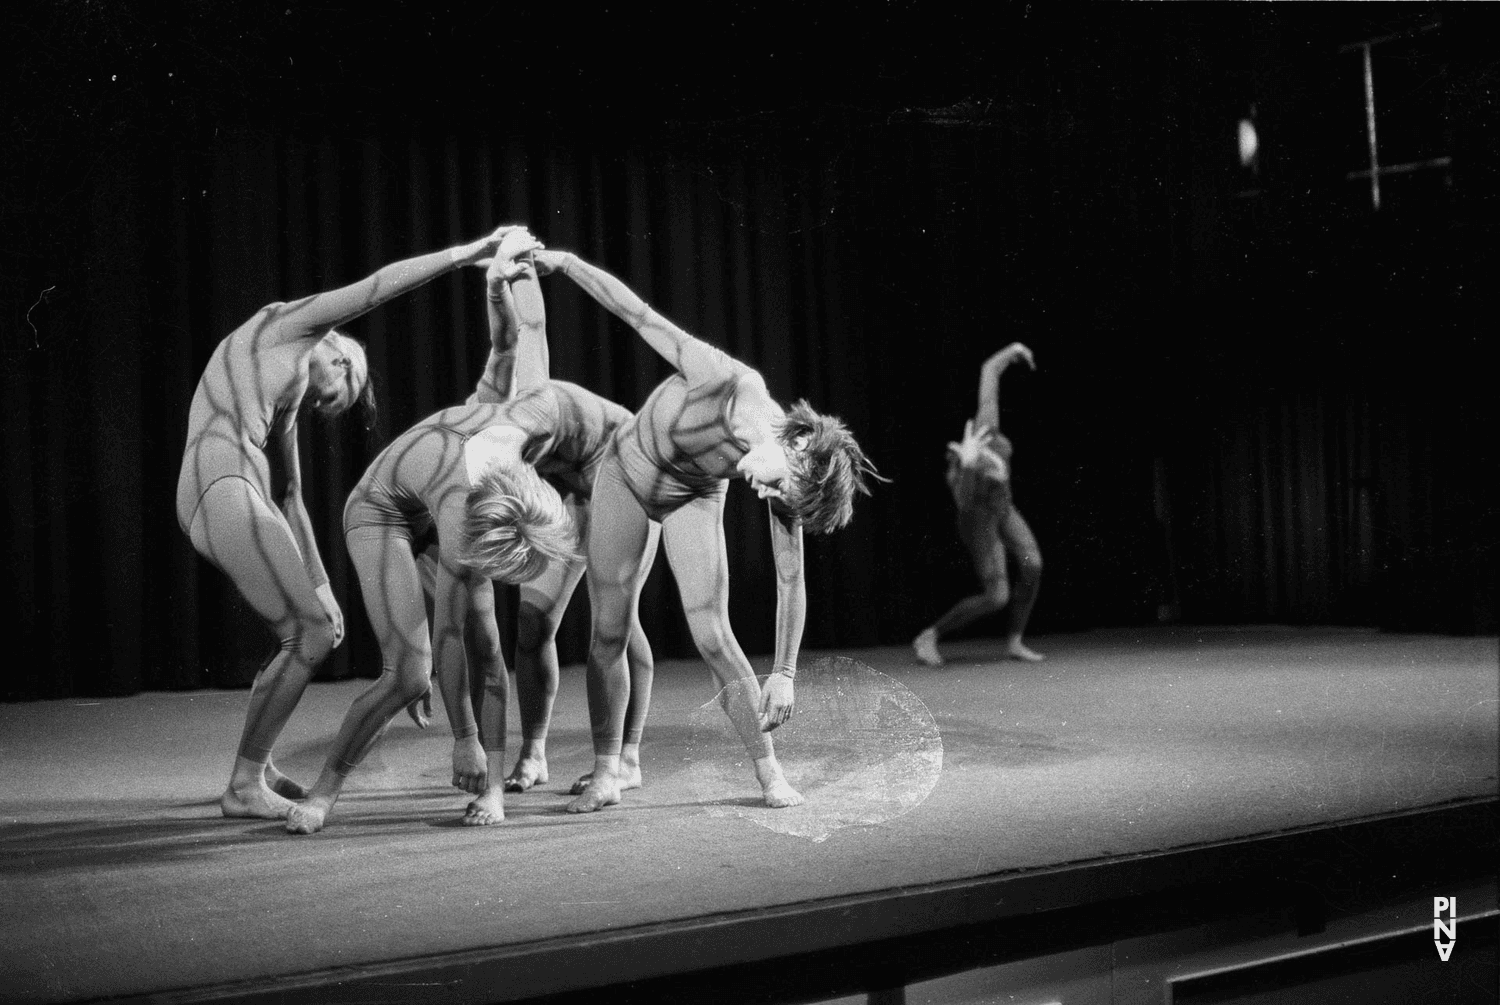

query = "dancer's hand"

[
  {"left": 531, "top": 248, "right": 570, "bottom": 276},
  {"left": 987, "top": 342, "right": 1035, "bottom": 370},
  {"left": 759, "top": 673, "right": 795, "bottom": 731},
  {"left": 487, "top": 227, "right": 543, "bottom": 281},
  {"left": 946, "top": 418, "right": 988, "bottom": 468},
  {"left": 452, "top": 736, "right": 488, "bottom": 795},
  {"left": 451, "top": 224, "right": 524, "bottom": 267},
  {"left": 405, "top": 688, "right": 433, "bottom": 729},
  {"left": 314, "top": 584, "right": 345, "bottom": 648}
]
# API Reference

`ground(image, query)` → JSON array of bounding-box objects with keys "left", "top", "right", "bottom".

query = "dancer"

[
  {"left": 529, "top": 248, "right": 883, "bottom": 813},
  {"left": 176, "top": 223, "right": 518, "bottom": 820},
  {"left": 912, "top": 342, "right": 1044, "bottom": 666},
  {"left": 409, "top": 236, "right": 657, "bottom": 801},
  {"left": 286, "top": 242, "right": 656, "bottom": 834}
]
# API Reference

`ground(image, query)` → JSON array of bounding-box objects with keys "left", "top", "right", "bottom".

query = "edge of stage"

[
  {"left": 160, "top": 799, "right": 1499, "bottom": 1005},
  {"left": 1, "top": 626, "right": 1495, "bottom": 1004}
]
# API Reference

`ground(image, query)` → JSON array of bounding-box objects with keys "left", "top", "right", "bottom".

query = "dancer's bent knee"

[
  {"left": 281, "top": 617, "right": 338, "bottom": 665},
  {"left": 981, "top": 579, "right": 1011, "bottom": 610}
]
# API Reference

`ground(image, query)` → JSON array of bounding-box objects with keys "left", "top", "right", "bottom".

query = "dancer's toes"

[
  {"left": 503, "top": 757, "right": 548, "bottom": 793},
  {"left": 762, "top": 779, "right": 804, "bottom": 809},
  {"left": 263, "top": 764, "right": 309, "bottom": 801},
  {"left": 221, "top": 783, "right": 295, "bottom": 820},
  {"left": 565, "top": 778, "right": 620, "bottom": 813},
  {"left": 912, "top": 628, "right": 944, "bottom": 667},
  {"left": 1006, "top": 639, "right": 1045, "bottom": 662},
  {"left": 285, "top": 802, "right": 328, "bottom": 835}
]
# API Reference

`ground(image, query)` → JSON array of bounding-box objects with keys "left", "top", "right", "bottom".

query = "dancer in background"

[
  {"left": 176, "top": 224, "right": 516, "bottom": 820},
  {"left": 912, "top": 342, "right": 1044, "bottom": 667},
  {"left": 287, "top": 235, "right": 655, "bottom": 834},
  {"left": 530, "top": 248, "right": 883, "bottom": 814}
]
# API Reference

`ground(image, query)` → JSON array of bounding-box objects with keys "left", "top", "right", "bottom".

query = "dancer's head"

[
  {"left": 739, "top": 400, "right": 883, "bottom": 535},
  {"left": 306, "top": 331, "right": 374, "bottom": 424},
  {"left": 461, "top": 462, "right": 580, "bottom": 583}
]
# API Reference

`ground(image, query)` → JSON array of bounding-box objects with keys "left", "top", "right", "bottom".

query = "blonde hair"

[{"left": 461, "top": 463, "right": 580, "bottom": 583}]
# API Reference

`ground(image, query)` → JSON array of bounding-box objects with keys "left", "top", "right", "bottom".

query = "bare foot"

[
  {"left": 753, "top": 755, "right": 804, "bottom": 808},
  {"left": 1006, "top": 638, "right": 1045, "bottom": 662},
  {"left": 285, "top": 799, "right": 332, "bottom": 834},
  {"left": 503, "top": 757, "right": 549, "bottom": 793},
  {"left": 221, "top": 782, "right": 295, "bottom": 820},
  {"left": 462, "top": 790, "right": 505, "bottom": 826},
  {"left": 912, "top": 628, "right": 944, "bottom": 667},
  {"left": 565, "top": 776, "right": 620, "bottom": 813},
  {"left": 569, "top": 761, "right": 641, "bottom": 795},
  {"left": 762, "top": 778, "right": 805, "bottom": 808},
  {"left": 263, "top": 763, "right": 308, "bottom": 801}
]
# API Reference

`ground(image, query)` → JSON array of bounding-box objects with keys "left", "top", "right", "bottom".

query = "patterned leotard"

[
  {"left": 175, "top": 308, "right": 311, "bottom": 530},
  {"left": 344, "top": 380, "right": 630, "bottom": 538},
  {"left": 611, "top": 338, "right": 760, "bottom": 521},
  {"left": 175, "top": 246, "right": 463, "bottom": 534}
]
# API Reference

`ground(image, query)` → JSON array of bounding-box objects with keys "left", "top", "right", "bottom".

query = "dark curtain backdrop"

[{"left": 4, "top": 4, "right": 1494, "bottom": 699}]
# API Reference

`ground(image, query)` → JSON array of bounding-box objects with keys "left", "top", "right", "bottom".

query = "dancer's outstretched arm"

[
  {"left": 533, "top": 249, "right": 704, "bottom": 374},
  {"left": 265, "top": 225, "right": 520, "bottom": 347},
  {"left": 975, "top": 342, "right": 1034, "bottom": 434},
  {"left": 273, "top": 412, "right": 343, "bottom": 644},
  {"left": 759, "top": 506, "right": 805, "bottom": 731}
]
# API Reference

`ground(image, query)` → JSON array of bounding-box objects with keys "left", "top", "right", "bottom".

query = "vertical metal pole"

[{"left": 1361, "top": 43, "right": 1381, "bottom": 210}]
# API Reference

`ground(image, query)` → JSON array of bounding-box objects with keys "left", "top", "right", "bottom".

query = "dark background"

[{"left": 3, "top": 2, "right": 1494, "bottom": 700}]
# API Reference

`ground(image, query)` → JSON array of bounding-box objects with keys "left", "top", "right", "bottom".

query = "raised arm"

[
  {"left": 758, "top": 507, "right": 805, "bottom": 731},
  {"left": 471, "top": 229, "right": 549, "bottom": 404},
  {"left": 533, "top": 249, "right": 697, "bottom": 370},
  {"left": 469, "top": 258, "right": 523, "bottom": 404},
  {"left": 274, "top": 414, "right": 343, "bottom": 644},
  {"left": 974, "top": 342, "right": 1035, "bottom": 434},
  {"left": 266, "top": 226, "right": 519, "bottom": 348}
]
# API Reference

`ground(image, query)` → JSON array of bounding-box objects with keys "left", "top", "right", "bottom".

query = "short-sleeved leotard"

[{"left": 611, "top": 338, "right": 760, "bottom": 521}]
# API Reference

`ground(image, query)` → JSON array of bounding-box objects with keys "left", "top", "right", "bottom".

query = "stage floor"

[{"left": 1, "top": 626, "right": 1495, "bottom": 1002}]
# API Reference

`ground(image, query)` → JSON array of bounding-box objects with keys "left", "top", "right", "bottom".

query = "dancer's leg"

[
  {"left": 189, "top": 478, "right": 339, "bottom": 819},
  {"left": 287, "top": 526, "right": 432, "bottom": 834},
  {"left": 568, "top": 461, "right": 654, "bottom": 813},
  {"left": 461, "top": 575, "right": 509, "bottom": 825},
  {"left": 912, "top": 513, "right": 1009, "bottom": 667},
  {"left": 997, "top": 507, "right": 1044, "bottom": 661},
  {"left": 504, "top": 557, "right": 583, "bottom": 792},
  {"left": 661, "top": 490, "right": 801, "bottom": 808},
  {"left": 570, "top": 522, "right": 661, "bottom": 796}
]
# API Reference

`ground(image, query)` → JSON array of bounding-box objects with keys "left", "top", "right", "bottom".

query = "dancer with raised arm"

[
  {"left": 407, "top": 237, "right": 658, "bottom": 801},
  {"left": 286, "top": 234, "right": 656, "bottom": 834},
  {"left": 177, "top": 223, "right": 517, "bottom": 820},
  {"left": 912, "top": 343, "right": 1044, "bottom": 667},
  {"left": 530, "top": 248, "right": 883, "bottom": 814}
]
